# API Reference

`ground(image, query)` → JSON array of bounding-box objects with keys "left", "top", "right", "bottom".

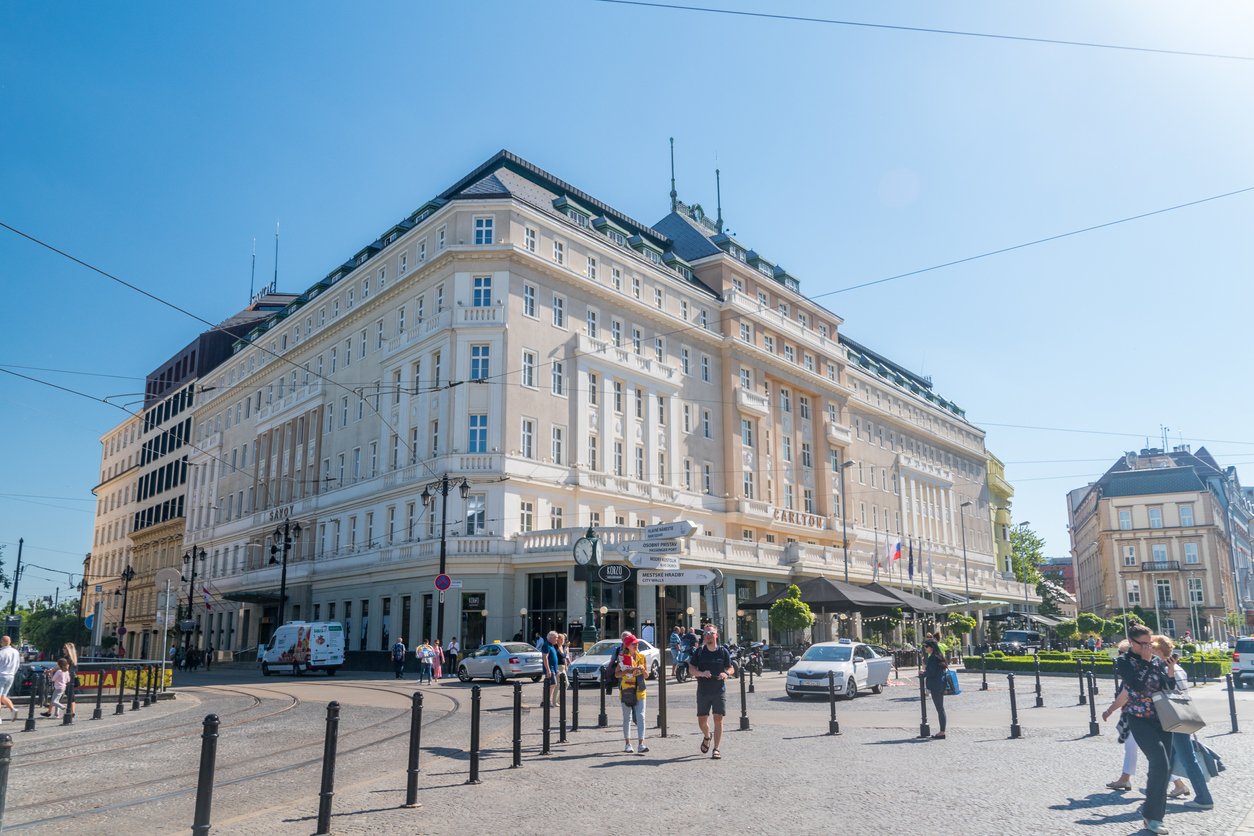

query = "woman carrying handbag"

[{"left": 1101, "top": 624, "right": 1178, "bottom": 834}]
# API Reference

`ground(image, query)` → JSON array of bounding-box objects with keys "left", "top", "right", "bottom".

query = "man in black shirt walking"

[{"left": 688, "top": 625, "right": 734, "bottom": 759}]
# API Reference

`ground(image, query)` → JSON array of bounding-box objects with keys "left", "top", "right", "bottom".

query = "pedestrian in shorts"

[
  {"left": 0, "top": 636, "right": 20, "bottom": 721},
  {"left": 688, "top": 625, "right": 734, "bottom": 759}
]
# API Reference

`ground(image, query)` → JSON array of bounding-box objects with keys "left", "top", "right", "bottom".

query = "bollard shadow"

[
  {"left": 589, "top": 754, "right": 702, "bottom": 768},
  {"left": 863, "top": 737, "right": 931, "bottom": 745}
]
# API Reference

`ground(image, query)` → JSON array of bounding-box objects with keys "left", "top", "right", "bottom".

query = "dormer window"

[
  {"left": 757, "top": 263, "right": 772, "bottom": 277},
  {"left": 567, "top": 209, "right": 589, "bottom": 227}
]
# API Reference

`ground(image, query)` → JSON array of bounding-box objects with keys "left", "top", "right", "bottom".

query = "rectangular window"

[
  {"left": 782, "top": 436, "right": 792, "bottom": 462},
  {"left": 799, "top": 396, "right": 811, "bottom": 420},
  {"left": 1179, "top": 504, "right": 1194, "bottom": 527},
  {"left": 588, "top": 435, "right": 598, "bottom": 470},
  {"left": 519, "top": 500, "right": 534, "bottom": 532},
  {"left": 1123, "top": 545, "right": 1137, "bottom": 566},
  {"left": 1188, "top": 576, "right": 1203, "bottom": 604},
  {"left": 631, "top": 327, "right": 642, "bottom": 355},
  {"left": 398, "top": 305, "right": 406, "bottom": 332},
  {"left": 523, "top": 283, "right": 537, "bottom": 318},
  {"left": 680, "top": 348, "right": 690, "bottom": 375},
  {"left": 654, "top": 287, "right": 663, "bottom": 309},
  {"left": 468, "top": 414, "right": 488, "bottom": 453},
  {"left": 551, "top": 427, "right": 564, "bottom": 464},
  {"left": 614, "top": 441, "right": 624, "bottom": 476},
  {"left": 702, "top": 409, "right": 711, "bottom": 438},
  {"left": 552, "top": 294, "right": 566, "bottom": 327},
  {"left": 634, "top": 446, "right": 645, "bottom": 480},
  {"left": 437, "top": 225, "right": 446, "bottom": 250},
  {"left": 472, "top": 275, "right": 492, "bottom": 306},
  {"left": 1126, "top": 579, "right": 1141, "bottom": 605},
  {"left": 801, "top": 443, "right": 812, "bottom": 468},
  {"left": 635, "top": 388, "right": 644, "bottom": 419},
  {"left": 521, "top": 351, "right": 537, "bottom": 388},
  {"left": 1183, "top": 542, "right": 1199, "bottom": 564},
  {"left": 419, "top": 238, "right": 427, "bottom": 262},
  {"left": 553, "top": 240, "right": 565, "bottom": 264},
  {"left": 654, "top": 337, "right": 664, "bottom": 362},
  {"left": 473, "top": 216, "right": 494, "bottom": 245},
  {"left": 631, "top": 275, "right": 641, "bottom": 299},
  {"left": 612, "top": 267, "right": 622, "bottom": 290},
  {"left": 586, "top": 255, "right": 597, "bottom": 279},
  {"left": 703, "top": 463, "right": 713, "bottom": 495},
  {"left": 521, "top": 419, "right": 535, "bottom": 459},
  {"left": 1148, "top": 507, "right": 1163, "bottom": 529},
  {"left": 352, "top": 448, "right": 361, "bottom": 481},
  {"left": 586, "top": 308, "right": 599, "bottom": 338},
  {"left": 400, "top": 252, "right": 408, "bottom": 275},
  {"left": 470, "top": 344, "right": 490, "bottom": 379},
  {"left": 1155, "top": 578, "right": 1172, "bottom": 606},
  {"left": 611, "top": 320, "right": 623, "bottom": 347},
  {"left": 682, "top": 404, "right": 691, "bottom": 432},
  {"left": 465, "top": 494, "right": 485, "bottom": 534},
  {"left": 740, "top": 419, "right": 754, "bottom": 447},
  {"left": 742, "top": 471, "right": 755, "bottom": 500},
  {"left": 1118, "top": 509, "right": 1132, "bottom": 530},
  {"left": 1151, "top": 543, "right": 1168, "bottom": 562},
  {"left": 739, "top": 368, "right": 751, "bottom": 389},
  {"left": 524, "top": 227, "right": 536, "bottom": 252},
  {"left": 551, "top": 362, "right": 565, "bottom": 396},
  {"left": 588, "top": 372, "right": 598, "bottom": 405},
  {"left": 613, "top": 381, "right": 624, "bottom": 413},
  {"left": 739, "top": 323, "right": 751, "bottom": 342},
  {"left": 550, "top": 506, "right": 563, "bottom": 529},
  {"left": 700, "top": 356, "right": 710, "bottom": 382}
]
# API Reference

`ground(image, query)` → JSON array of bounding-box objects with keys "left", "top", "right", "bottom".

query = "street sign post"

[
  {"left": 435, "top": 574, "right": 452, "bottom": 591},
  {"left": 643, "top": 521, "right": 697, "bottom": 541},
  {"left": 627, "top": 554, "right": 681, "bottom": 571},
  {"left": 614, "top": 539, "right": 682, "bottom": 555},
  {"left": 637, "top": 569, "right": 717, "bottom": 586}
]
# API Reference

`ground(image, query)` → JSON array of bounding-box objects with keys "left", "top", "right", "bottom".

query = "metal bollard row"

[
  {"left": 826, "top": 671, "right": 840, "bottom": 736},
  {"left": 1008, "top": 673, "right": 1022, "bottom": 739}
]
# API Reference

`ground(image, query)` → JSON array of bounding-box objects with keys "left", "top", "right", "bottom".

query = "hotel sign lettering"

[{"left": 772, "top": 509, "right": 827, "bottom": 530}]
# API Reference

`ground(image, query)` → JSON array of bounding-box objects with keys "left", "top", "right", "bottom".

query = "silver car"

[
  {"left": 457, "top": 642, "right": 545, "bottom": 684},
  {"left": 569, "top": 639, "right": 662, "bottom": 689}
]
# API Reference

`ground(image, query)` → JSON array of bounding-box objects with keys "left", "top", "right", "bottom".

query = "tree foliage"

[
  {"left": 21, "top": 600, "right": 82, "bottom": 655},
  {"left": 945, "top": 613, "right": 977, "bottom": 637},
  {"left": 1009, "top": 524, "right": 1046, "bottom": 587},
  {"left": 1053, "top": 620, "right": 1078, "bottom": 641},
  {"left": 768, "top": 585, "right": 815, "bottom": 637},
  {"left": 1036, "top": 574, "right": 1067, "bottom": 617},
  {"left": 1075, "top": 611, "right": 1105, "bottom": 637}
]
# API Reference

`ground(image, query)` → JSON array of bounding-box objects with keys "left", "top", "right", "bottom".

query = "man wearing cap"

[{"left": 689, "top": 625, "right": 734, "bottom": 759}]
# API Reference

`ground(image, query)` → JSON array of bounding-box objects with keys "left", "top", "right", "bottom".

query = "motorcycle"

[{"left": 672, "top": 646, "right": 691, "bottom": 682}]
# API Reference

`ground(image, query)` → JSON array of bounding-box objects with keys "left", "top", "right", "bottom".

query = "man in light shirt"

[{"left": 0, "top": 636, "right": 22, "bottom": 721}]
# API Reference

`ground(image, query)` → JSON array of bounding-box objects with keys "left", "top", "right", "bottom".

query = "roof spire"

[
  {"left": 715, "top": 167, "right": 724, "bottom": 233},
  {"left": 669, "top": 137, "right": 677, "bottom": 212}
]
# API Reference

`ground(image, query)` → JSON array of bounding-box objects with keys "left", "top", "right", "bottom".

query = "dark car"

[
  {"left": 996, "top": 630, "right": 1042, "bottom": 655},
  {"left": 15, "top": 662, "right": 57, "bottom": 699}
]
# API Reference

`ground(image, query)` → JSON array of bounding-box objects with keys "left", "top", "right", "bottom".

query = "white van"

[{"left": 259, "top": 621, "right": 345, "bottom": 676}]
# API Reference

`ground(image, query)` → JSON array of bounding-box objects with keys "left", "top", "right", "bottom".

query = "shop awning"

[
  {"left": 223, "top": 590, "right": 283, "bottom": 605},
  {"left": 739, "top": 576, "right": 902, "bottom": 614},
  {"left": 862, "top": 583, "right": 949, "bottom": 615}
]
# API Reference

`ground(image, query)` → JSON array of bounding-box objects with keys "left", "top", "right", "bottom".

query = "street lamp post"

[
  {"left": 114, "top": 565, "right": 135, "bottom": 657},
  {"left": 839, "top": 459, "right": 856, "bottom": 583},
  {"left": 519, "top": 607, "right": 528, "bottom": 639},
  {"left": 420, "top": 475, "right": 471, "bottom": 648},
  {"left": 270, "top": 520, "right": 303, "bottom": 629},
  {"left": 182, "top": 549, "right": 205, "bottom": 652},
  {"left": 598, "top": 606, "right": 608, "bottom": 638},
  {"left": 1016, "top": 521, "right": 1033, "bottom": 617}
]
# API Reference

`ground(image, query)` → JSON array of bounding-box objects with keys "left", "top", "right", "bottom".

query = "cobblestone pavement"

[{"left": 5, "top": 666, "right": 1252, "bottom": 835}]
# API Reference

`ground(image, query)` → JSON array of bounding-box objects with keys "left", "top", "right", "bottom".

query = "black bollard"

[
  {"left": 92, "top": 668, "right": 105, "bottom": 721},
  {"left": 1086, "top": 672, "right": 1100, "bottom": 736},
  {"left": 827, "top": 671, "right": 840, "bottom": 736},
  {"left": 917, "top": 674, "right": 930, "bottom": 738},
  {"left": 314, "top": 701, "right": 340, "bottom": 836},
  {"left": 1034, "top": 656, "right": 1044, "bottom": 708},
  {"left": 558, "top": 673, "right": 568, "bottom": 744},
  {"left": 1076, "top": 660, "right": 1086, "bottom": 706},
  {"left": 1228, "top": 674, "right": 1240, "bottom": 734},
  {"left": 739, "top": 662, "right": 750, "bottom": 731},
  {"left": 980, "top": 654, "right": 989, "bottom": 691},
  {"left": 570, "top": 673, "right": 580, "bottom": 732},
  {"left": 131, "top": 664, "right": 142, "bottom": 711},
  {"left": 542, "top": 678, "right": 552, "bottom": 755},
  {"left": 597, "top": 668, "right": 607, "bottom": 728},
  {"left": 466, "top": 685, "right": 482, "bottom": 785},
  {"left": 657, "top": 652, "right": 668, "bottom": 738},
  {"left": 404, "top": 692, "right": 423, "bottom": 808},
  {"left": 510, "top": 682, "right": 522, "bottom": 769},
  {"left": 1089, "top": 658, "right": 1099, "bottom": 696},
  {"left": 115, "top": 665, "right": 127, "bottom": 716},
  {"left": 23, "top": 674, "right": 37, "bottom": 732},
  {"left": 748, "top": 664, "right": 755, "bottom": 694},
  {"left": 1008, "top": 673, "right": 1022, "bottom": 739},
  {"left": 149, "top": 664, "right": 158, "bottom": 705},
  {"left": 61, "top": 669, "right": 76, "bottom": 726},
  {"left": 1201, "top": 658, "right": 1210, "bottom": 685},
  {"left": 143, "top": 665, "right": 152, "bottom": 707},
  {"left": 0, "top": 733, "right": 10, "bottom": 831},
  {"left": 191, "top": 714, "right": 220, "bottom": 836}
]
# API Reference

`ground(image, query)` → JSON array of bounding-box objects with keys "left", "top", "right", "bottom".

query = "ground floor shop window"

[{"left": 526, "top": 572, "right": 567, "bottom": 640}]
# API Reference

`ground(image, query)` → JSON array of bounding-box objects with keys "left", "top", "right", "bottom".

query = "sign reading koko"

[{"left": 772, "top": 509, "right": 827, "bottom": 530}]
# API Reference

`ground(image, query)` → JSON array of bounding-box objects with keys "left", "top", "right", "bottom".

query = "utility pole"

[{"left": 8, "top": 538, "right": 23, "bottom": 615}]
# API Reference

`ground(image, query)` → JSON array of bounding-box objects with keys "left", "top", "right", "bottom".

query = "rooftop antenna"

[
  {"left": 715, "top": 166, "right": 724, "bottom": 233},
  {"left": 1161, "top": 424, "right": 1170, "bottom": 452},
  {"left": 272, "top": 221, "right": 280, "bottom": 294},
  {"left": 249, "top": 237, "right": 256, "bottom": 301},
  {"left": 669, "top": 137, "right": 677, "bottom": 212}
]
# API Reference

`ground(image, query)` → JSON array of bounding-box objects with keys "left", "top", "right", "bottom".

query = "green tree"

[
  {"left": 1225, "top": 611, "right": 1244, "bottom": 635},
  {"left": 768, "top": 585, "right": 814, "bottom": 644},
  {"left": 1035, "top": 574, "right": 1067, "bottom": 617},
  {"left": 22, "top": 600, "right": 81, "bottom": 655},
  {"left": 945, "top": 613, "right": 977, "bottom": 638},
  {"left": 1075, "top": 611, "right": 1104, "bottom": 638},
  {"left": 1129, "top": 606, "right": 1158, "bottom": 631},
  {"left": 1009, "top": 524, "right": 1047, "bottom": 587},
  {"left": 1053, "top": 620, "right": 1078, "bottom": 642}
]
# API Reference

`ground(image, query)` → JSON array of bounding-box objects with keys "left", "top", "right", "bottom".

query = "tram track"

[{"left": 6, "top": 683, "right": 462, "bottom": 830}]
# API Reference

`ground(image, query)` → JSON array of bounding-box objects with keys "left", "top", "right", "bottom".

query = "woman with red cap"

[{"left": 616, "top": 633, "right": 649, "bottom": 754}]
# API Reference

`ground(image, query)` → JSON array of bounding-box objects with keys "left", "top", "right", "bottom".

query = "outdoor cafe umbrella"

[
  {"left": 738, "top": 576, "right": 901, "bottom": 615},
  {"left": 862, "top": 582, "right": 948, "bottom": 615}
]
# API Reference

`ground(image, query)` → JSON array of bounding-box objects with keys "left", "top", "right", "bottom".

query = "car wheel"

[
  {"left": 844, "top": 678, "right": 857, "bottom": 699},
  {"left": 261, "top": 662, "right": 271, "bottom": 677},
  {"left": 457, "top": 665, "right": 471, "bottom": 682},
  {"left": 649, "top": 661, "right": 659, "bottom": 680},
  {"left": 871, "top": 683, "right": 883, "bottom": 695},
  {"left": 787, "top": 691, "right": 802, "bottom": 700},
  {"left": 531, "top": 675, "right": 541, "bottom": 683},
  {"left": 493, "top": 667, "right": 507, "bottom": 685},
  {"left": 326, "top": 667, "right": 337, "bottom": 677}
]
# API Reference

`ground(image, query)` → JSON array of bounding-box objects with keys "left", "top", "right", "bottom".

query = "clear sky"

[{"left": 3, "top": 1, "right": 1253, "bottom": 603}]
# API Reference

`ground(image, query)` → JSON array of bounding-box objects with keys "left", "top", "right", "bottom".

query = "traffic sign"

[
  {"left": 636, "top": 569, "right": 717, "bottom": 586},
  {"left": 435, "top": 574, "right": 451, "bottom": 591},
  {"left": 450, "top": 579, "right": 464, "bottom": 589},
  {"left": 614, "top": 539, "right": 682, "bottom": 555},
  {"left": 644, "top": 521, "right": 697, "bottom": 541},
  {"left": 627, "top": 554, "right": 680, "bottom": 571},
  {"left": 118, "top": 626, "right": 128, "bottom": 637}
]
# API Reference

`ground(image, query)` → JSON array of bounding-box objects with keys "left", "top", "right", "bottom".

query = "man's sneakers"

[
  {"left": 1182, "top": 801, "right": 1214, "bottom": 810},
  {"left": 1142, "top": 817, "right": 1169, "bottom": 834}
]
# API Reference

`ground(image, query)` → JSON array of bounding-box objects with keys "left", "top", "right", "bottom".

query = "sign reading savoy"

[{"left": 773, "top": 508, "right": 827, "bottom": 530}]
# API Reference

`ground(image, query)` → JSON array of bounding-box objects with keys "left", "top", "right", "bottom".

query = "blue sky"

[{"left": 3, "top": 1, "right": 1253, "bottom": 601}]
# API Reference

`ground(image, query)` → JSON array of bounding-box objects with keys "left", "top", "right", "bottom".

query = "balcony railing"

[{"left": 1141, "top": 561, "right": 1181, "bottom": 572}]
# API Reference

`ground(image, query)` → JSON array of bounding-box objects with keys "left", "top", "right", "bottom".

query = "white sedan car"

[
  {"left": 569, "top": 639, "right": 662, "bottom": 689},
  {"left": 786, "top": 640, "right": 893, "bottom": 699},
  {"left": 457, "top": 642, "right": 545, "bottom": 684}
]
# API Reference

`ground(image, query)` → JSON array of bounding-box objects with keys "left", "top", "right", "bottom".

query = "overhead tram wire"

[
  {"left": 0, "top": 221, "right": 431, "bottom": 479},
  {"left": 590, "top": 0, "right": 1254, "bottom": 63}
]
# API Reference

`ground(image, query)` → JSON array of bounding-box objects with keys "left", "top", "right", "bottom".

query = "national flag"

[
  {"left": 872, "top": 528, "right": 881, "bottom": 581},
  {"left": 891, "top": 542, "right": 902, "bottom": 562},
  {"left": 202, "top": 585, "right": 213, "bottom": 611},
  {"left": 908, "top": 541, "right": 915, "bottom": 580}
]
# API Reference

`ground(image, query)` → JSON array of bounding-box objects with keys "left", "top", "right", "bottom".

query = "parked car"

[
  {"left": 18, "top": 645, "right": 38, "bottom": 662},
  {"left": 457, "top": 642, "right": 545, "bottom": 684},
  {"left": 569, "top": 639, "right": 662, "bottom": 688},
  {"left": 786, "top": 639, "right": 893, "bottom": 699},
  {"left": 1234, "top": 637, "right": 1254, "bottom": 688},
  {"left": 16, "top": 662, "right": 57, "bottom": 699},
  {"left": 996, "top": 630, "right": 1043, "bottom": 655}
]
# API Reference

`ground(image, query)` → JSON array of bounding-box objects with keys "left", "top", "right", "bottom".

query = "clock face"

[{"left": 574, "top": 537, "right": 596, "bottom": 566}]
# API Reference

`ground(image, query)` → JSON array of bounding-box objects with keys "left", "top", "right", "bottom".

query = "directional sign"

[
  {"left": 434, "top": 574, "right": 451, "bottom": 591},
  {"left": 644, "top": 521, "right": 697, "bottom": 541},
  {"left": 637, "top": 569, "right": 717, "bottom": 586},
  {"left": 628, "top": 554, "right": 680, "bottom": 571},
  {"left": 614, "top": 539, "right": 682, "bottom": 555}
]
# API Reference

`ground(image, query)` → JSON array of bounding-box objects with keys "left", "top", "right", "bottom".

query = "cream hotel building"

[{"left": 174, "top": 150, "right": 1028, "bottom": 656}]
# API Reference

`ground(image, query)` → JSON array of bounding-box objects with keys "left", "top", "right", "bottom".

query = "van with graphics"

[{"left": 259, "top": 621, "right": 345, "bottom": 676}]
